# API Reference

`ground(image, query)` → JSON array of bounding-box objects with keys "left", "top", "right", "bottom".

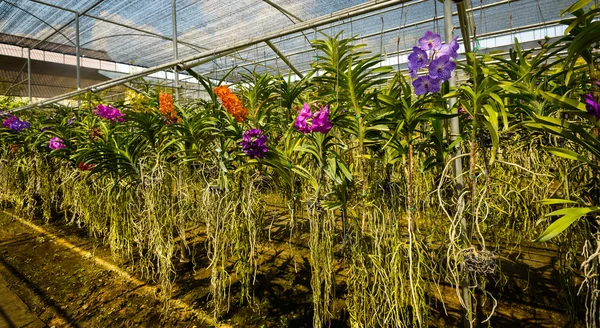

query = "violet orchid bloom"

[
  {"left": 49, "top": 136, "right": 66, "bottom": 150},
  {"left": 10, "top": 120, "right": 30, "bottom": 132},
  {"left": 407, "top": 47, "right": 428, "bottom": 71},
  {"left": 68, "top": 117, "right": 76, "bottom": 125},
  {"left": 413, "top": 76, "right": 440, "bottom": 95},
  {"left": 2, "top": 116, "right": 30, "bottom": 133},
  {"left": 584, "top": 94, "right": 600, "bottom": 120},
  {"left": 436, "top": 37, "right": 460, "bottom": 59},
  {"left": 294, "top": 102, "right": 312, "bottom": 134},
  {"left": 428, "top": 55, "right": 456, "bottom": 81},
  {"left": 240, "top": 128, "right": 268, "bottom": 159},
  {"left": 418, "top": 31, "right": 442, "bottom": 53},
  {"left": 409, "top": 69, "right": 419, "bottom": 79},
  {"left": 310, "top": 105, "right": 332, "bottom": 134}
]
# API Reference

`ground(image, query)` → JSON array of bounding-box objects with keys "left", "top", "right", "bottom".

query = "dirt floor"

[{"left": 0, "top": 206, "right": 584, "bottom": 328}]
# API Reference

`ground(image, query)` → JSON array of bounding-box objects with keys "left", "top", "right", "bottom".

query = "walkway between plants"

[
  {"left": 0, "top": 210, "right": 221, "bottom": 328},
  {"left": 0, "top": 272, "right": 46, "bottom": 328}
]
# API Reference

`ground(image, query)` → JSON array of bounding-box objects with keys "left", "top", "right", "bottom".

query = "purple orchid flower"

[
  {"left": 429, "top": 55, "right": 456, "bottom": 81},
  {"left": 408, "top": 46, "right": 428, "bottom": 72},
  {"left": 310, "top": 105, "right": 332, "bottom": 134},
  {"left": 413, "top": 76, "right": 441, "bottom": 95},
  {"left": 49, "top": 136, "right": 66, "bottom": 150},
  {"left": 419, "top": 31, "right": 442, "bottom": 53},
  {"left": 584, "top": 94, "right": 600, "bottom": 120},
  {"left": 411, "top": 31, "right": 459, "bottom": 96},
  {"left": 294, "top": 103, "right": 312, "bottom": 134},
  {"left": 240, "top": 128, "right": 268, "bottom": 159},
  {"left": 68, "top": 117, "right": 76, "bottom": 125},
  {"left": 10, "top": 120, "right": 30, "bottom": 132},
  {"left": 409, "top": 69, "right": 419, "bottom": 79},
  {"left": 2, "top": 116, "right": 30, "bottom": 133},
  {"left": 436, "top": 37, "right": 460, "bottom": 59}
]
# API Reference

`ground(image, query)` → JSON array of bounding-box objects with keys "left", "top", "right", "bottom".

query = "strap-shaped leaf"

[
  {"left": 482, "top": 120, "right": 499, "bottom": 164},
  {"left": 535, "top": 207, "right": 600, "bottom": 242},
  {"left": 561, "top": 0, "right": 591, "bottom": 15},
  {"left": 536, "top": 199, "right": 579, "bottom": 205},
  {"left": 540, "top": 91, "right": 587, "bottom": 111},
  {"left": 543, "top": 146, "right": 590, "bottom": 163}
]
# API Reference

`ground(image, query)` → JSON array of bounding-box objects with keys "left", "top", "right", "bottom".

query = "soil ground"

[{"left": 0, "top": 205, "right": 584, "bottom": 328}]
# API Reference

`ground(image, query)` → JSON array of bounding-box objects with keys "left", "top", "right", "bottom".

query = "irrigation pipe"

[{"left": 0, "top": 210, "right": 225, "bottom": 328}]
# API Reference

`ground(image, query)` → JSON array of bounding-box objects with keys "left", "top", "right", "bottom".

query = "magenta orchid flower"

[
  {"left": 49, "top": 137, "right": 65, "bottom": 150},
  {"left": 294, "top": 103, "right": 333, "bottom": 134},
  {"left": 310, "top": 105, "right": 332, "bottom": 134},
  {"left": 94, "top": 104, "right": 125, "bottom": 123},
  {"left": 294, "top": 103, "right": 313, "bottom": 134}
]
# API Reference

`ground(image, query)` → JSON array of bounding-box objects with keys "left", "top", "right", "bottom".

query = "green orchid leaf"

[
  {"left": 539, "top": 91, "right": 587, "bottom": 112},
  {"left": 536, "top": 199, "right": 579, "bottom": 205},
  {"left": 543, "top": 146, "right": 590, "bottom": 163},
  {"left": 561, "top": 0, "right": 591, "bottom": 15},
  {"left": 535, "top": 207, "right": 600, "bottom": 242}
]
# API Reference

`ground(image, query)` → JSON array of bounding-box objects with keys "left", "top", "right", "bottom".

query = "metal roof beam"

[
  {"left": 23, "top": 0, "right": 277, "bottom": 72},
  {"left": 196, "top": 0, "right": 516, "bottom": 76},
  {"left": 9, "top": 0, "right": 418, "bottom": 112}
]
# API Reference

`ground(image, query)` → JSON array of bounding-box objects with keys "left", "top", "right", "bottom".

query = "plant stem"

[
  {"left": 406, "top": 138, "right": 421, "bottom": 326},
  {"left": 359, "top": 116, "right": 368, "bottom": 234}
]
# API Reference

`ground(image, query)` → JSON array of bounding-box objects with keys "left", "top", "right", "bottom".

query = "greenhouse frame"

[{"left": 0, "top": 0, "right": 599, "bottom": 327}]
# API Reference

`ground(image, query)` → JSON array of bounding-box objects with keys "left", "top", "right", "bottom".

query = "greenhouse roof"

[{"left": 0, "top": 0, "right": 573, "bottom": 101}]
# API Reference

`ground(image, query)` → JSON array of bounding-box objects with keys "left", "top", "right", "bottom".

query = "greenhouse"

[{"left": 0, "top": 0, "right": 599, "bottom": 327}]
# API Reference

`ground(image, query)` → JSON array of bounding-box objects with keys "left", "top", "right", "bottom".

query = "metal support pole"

[
  {"left": 171, "top": 0, "right": 179, "bottom": 103},
  {"left": 265, "top": 40, "right": 304, "bottom": 78},
  {"left": 447, "top": 1, "right": 472, "bottom": 327},
  {"left": 27, "top": 48, "right": 32, "bottom": 102},
  {"left": 75, "top": 13, "right": 81, "bottom": 90},
  {"left": 456, "top": 1, "right": 473, "bottom": 55},
  {"left": 75, "top": 13, "right": 81, "bottom": 107},
  {"left": 262, "top": 0, "right": 303, "bottom": 22}
]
